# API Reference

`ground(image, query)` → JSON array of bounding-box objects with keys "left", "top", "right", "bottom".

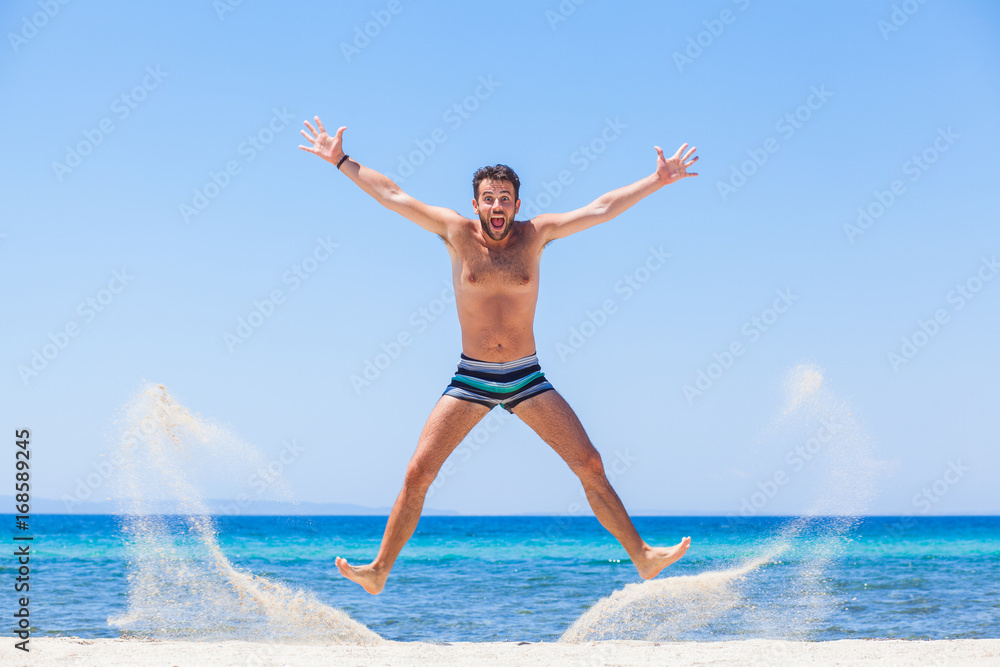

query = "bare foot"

[
  {"left": 335, "top": 557, "right": 387, "bottom": 595},
  {"left": 634, "top": 536, "right": 692, "bottom": 580}
]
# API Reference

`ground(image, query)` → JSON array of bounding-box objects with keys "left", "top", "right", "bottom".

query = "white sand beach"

[{"left": 17, "top": 638, "right": 1000, "bottom": 666}]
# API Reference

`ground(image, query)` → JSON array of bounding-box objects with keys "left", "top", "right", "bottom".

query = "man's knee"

[
  {"left": 574, "top": 450, "right": 606, "bottom": 483},
  {"left": 403, "top": 460, "right": 437, "bottom": 492}
]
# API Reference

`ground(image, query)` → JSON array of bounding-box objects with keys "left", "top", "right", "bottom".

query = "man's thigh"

[
  {"left": 409, "top": 395, "right": 491, "bottom": 470},
  {"left": 508, "top": 389, "right": 597, "bottom": 471}
]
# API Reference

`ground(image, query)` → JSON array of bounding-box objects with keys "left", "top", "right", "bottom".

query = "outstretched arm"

[
  {"left": 299, "top": 116, "right": 464, "bottom": 238},
  {"left": 534, "top": 144, "right": 698, "bottom": 243}
]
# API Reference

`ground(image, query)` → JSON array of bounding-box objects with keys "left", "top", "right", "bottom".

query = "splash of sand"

[
  {"left": 782, "top": 363, "right": 824, "bottom": 414},
  {"left": 562, "top": 363, "right": 880, "bottom": 643},
  {"left": 561, "top": 545, "right": 787, "bottom": 642},
  {"left": 107, "top": 383, "right": 381, "bottom": 644}
]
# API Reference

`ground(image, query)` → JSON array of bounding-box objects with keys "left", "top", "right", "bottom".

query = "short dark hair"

[{"left": 472, "top": 164, "right": 520, "bottom": 202}]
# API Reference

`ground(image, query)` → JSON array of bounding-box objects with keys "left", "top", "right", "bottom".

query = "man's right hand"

[{"left": 299, "top": 116, "right": 346, "bottom": 165}]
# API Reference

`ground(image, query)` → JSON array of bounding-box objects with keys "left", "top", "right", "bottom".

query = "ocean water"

[{"left": 14, "top": 513, "right": 1000, "bottom": 642}]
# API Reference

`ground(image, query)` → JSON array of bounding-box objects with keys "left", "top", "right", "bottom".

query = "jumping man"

[{"left": 299, "top": 116, "right": 698, "bottom": 594}]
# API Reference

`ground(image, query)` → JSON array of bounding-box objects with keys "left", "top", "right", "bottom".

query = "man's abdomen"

[{"left": 457, "top": 291, "right": 538, "bottom": 363}]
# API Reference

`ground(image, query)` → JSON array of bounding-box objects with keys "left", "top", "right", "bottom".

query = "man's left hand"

[{"left": 655, "top": 143, "right": 699, "bottom": 185}]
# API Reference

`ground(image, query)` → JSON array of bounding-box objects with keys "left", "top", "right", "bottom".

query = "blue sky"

[{"left": 3, "top": 0, "right": 998, "bottom": 516}]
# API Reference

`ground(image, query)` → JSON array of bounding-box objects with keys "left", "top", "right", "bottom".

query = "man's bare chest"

[
  {"left": 465, "top": 246, "right": 537, "bottom": 286},
  {"left": 448, "top": 229, "right": 537, "bottom": 288}
]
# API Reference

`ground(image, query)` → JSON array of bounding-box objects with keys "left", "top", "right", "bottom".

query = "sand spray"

[
  {"left": 561, "top": 363, "right": 881, "bottom": 642},
  {"left": 106, "top": 383, "right": 381, "bottom": 644}
]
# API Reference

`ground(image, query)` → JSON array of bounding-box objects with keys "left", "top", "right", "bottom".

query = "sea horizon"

[{"left": 6, "top": 496, "right": 999, "bottom": 518}]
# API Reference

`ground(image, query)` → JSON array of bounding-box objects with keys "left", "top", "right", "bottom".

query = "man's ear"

[
  {"left": 514, "top": 199, "right": 521, "bottom": 215},
  {"left": 472, "top": 198, "right": 480, "bottom": 214}
]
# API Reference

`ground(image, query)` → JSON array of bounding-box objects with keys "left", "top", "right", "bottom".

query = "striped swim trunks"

[{"left": 442, "top": 352, "right": 555, "bottom": 412}]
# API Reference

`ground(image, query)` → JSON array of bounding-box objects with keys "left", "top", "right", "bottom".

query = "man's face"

[{"left": 473, "top": 179, "right": 520, "bottom": 242}]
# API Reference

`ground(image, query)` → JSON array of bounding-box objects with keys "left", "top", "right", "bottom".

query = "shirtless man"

[{"left": 299, "top": 116, "right": 698, "bottom": 594}]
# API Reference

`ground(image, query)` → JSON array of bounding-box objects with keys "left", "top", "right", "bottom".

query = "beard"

[{"left": 479, "top": 211, "right": 513, "bottom": 241}]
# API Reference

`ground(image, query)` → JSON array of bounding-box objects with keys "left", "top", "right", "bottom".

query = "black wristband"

[{"left": 336, "top": 153, "right": 349, "bottom": 170}]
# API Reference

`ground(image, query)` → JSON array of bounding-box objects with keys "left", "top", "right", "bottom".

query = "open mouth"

[{"left": 490, "top": 216, "right": 505, "bottom": 230}]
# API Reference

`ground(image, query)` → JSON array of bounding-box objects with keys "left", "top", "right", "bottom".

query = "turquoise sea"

[{"left": 12, "top": 514, "right": 1000, "bottom": 642}]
